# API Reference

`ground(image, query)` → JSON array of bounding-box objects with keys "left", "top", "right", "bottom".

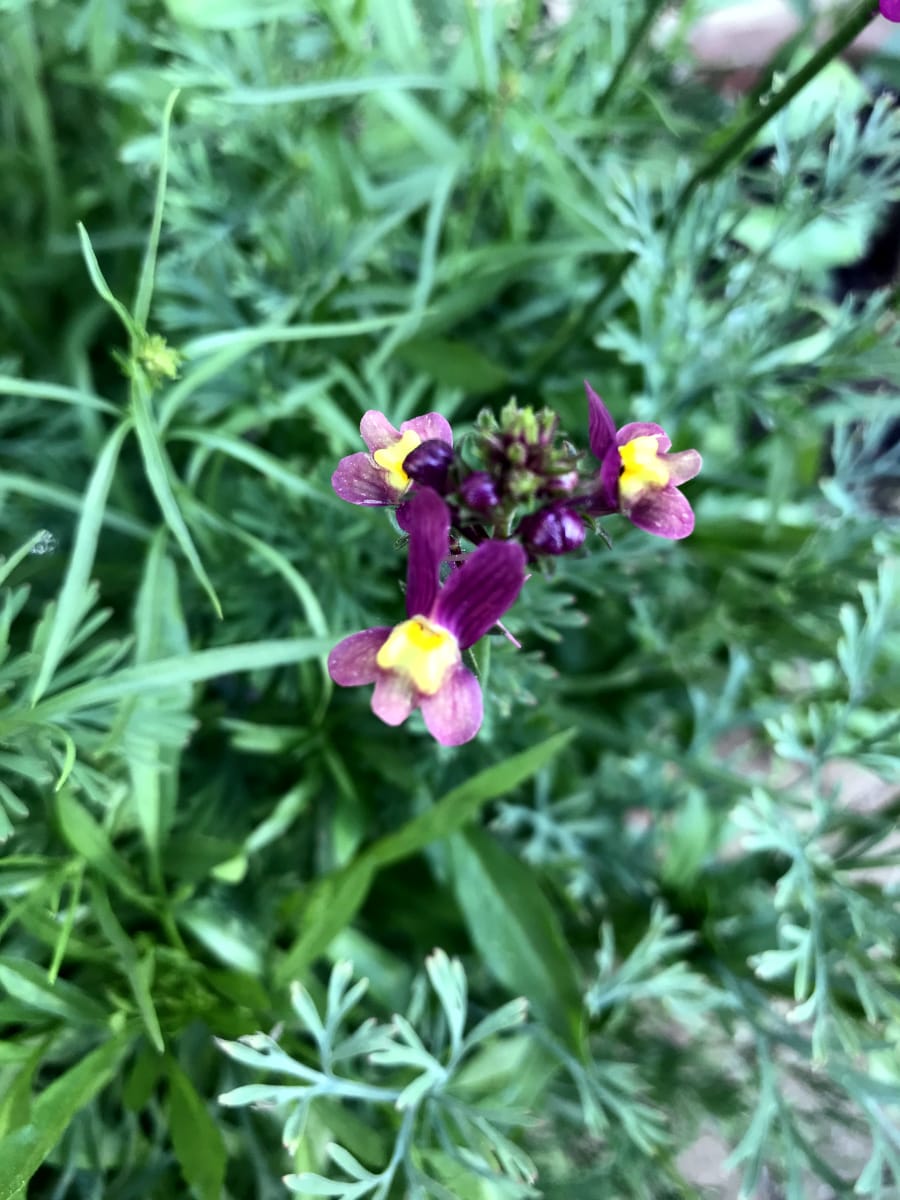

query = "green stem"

[
  {"left": 676, "top": 0, "right": 880, "bottom": 212},
  {"left": 581, "top": 0, "right": 880, "bottom": 329},
  {"left": 594, "top": 0, "right": 671, "bottom": 119}
]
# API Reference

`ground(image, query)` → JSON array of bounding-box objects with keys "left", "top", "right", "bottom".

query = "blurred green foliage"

[{"left": 1, "top": 1, "right": 899, "bottom": 1197}]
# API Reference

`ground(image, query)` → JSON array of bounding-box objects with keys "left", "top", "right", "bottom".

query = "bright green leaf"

[
  {"left": 449, "top": 827, "right": 583, "bottom": 1052},
  {"left": 166, "top": 1057, "right": 227, "bottom": 1200}
]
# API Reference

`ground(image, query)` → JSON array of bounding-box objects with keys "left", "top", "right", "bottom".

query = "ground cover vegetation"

[{"left": 1, "top": 1, "right": 900, "bottom": 1196}]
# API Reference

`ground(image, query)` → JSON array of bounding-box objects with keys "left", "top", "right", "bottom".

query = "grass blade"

[
  {"left": 32, "top": 637, "right": 330, "bottom": 720},
  {"left": 133, "top": 89, "right": 180, "bottom": 331},
  {"left": 76, "top": 223, "right": 138, "bottom": 341},
  {"left": 131, "top": 376, "right": 222, "bottom": 617},
  {"left": 31, "top": 420, "right": 132, "bottom": 704}
]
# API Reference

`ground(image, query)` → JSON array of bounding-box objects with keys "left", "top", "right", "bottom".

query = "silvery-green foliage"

[{"left": 218, "top": 953, "right": 536, "bottom": 1198}]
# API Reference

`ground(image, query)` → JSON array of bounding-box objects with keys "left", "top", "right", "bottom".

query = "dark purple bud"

[
  {"left": 403, "top": 439, "right": 453, "bottom": 492},
  {"left": 542, "top": 469, "right": 580, "bottom": 497},
  {"left": 520, "top": 506, "right": 586, "bottom": 556},
  {"left": 460, "top": 471, "right": 500, "bottom": 512}
]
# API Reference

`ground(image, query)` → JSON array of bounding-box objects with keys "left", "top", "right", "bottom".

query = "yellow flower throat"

[
  {"left": 376, "top": 616, "right": 459, "bottom": 695},
  {"left": 618, "top": 435, "right": 670, "bottom": 502},
  {"left": 372, "top": 430, "right": 422, "bottom": 493}
]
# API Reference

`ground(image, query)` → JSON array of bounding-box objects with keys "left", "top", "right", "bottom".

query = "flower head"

[
  {"left": 881, "top": 0, "right": 900, "bottom": 22},
  {"left": 328, "top": 488, "right": 526, "bottom": 745},
  {"left": 332, "top": 410, "right": 453, "bottom": 506},
  {"left": 585, "top": 382, "right": 702, "bottom": 540}
]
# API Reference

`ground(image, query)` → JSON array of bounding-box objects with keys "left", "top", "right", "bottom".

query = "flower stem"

[
  {"left": 594, "top": 0, "right": 671, "bottom": 119},
  {"left": 578, "top": 0, "right": 880, "bottom": 329},
  {"left": 675, "top": 0, "right": 880, "bottom": 212}
]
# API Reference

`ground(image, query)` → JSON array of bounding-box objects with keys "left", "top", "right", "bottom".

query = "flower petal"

[
  {"left": 328, "top": 627, "right": 392, "bottom": 686},
  {"left": 371, "top": 670, "right": 417, "bottom": 726},
  {"left": 360, "top": 410, "right": 401, "bottom": 453},
  {"left": 663, "top": 448, "right": 702, "bottom": 486},
  {"left": 332, "top": 452, "right": 395, "bottom": 505},
  {"left": 616, "top": 422, "right": 671, "bottom": 453},
  {"left": 599, "top": 444, "right": 622, "bottom": 511},
  {"left": 402, "top": 412, "right": 453, "bottom": 446},
  {"left": 586, "top": 382, "right": 617, "bottom": 462},
  {"left": 402, "top": 439, "right": 453, "bottom": 492},
  {"left": 628, "top": 485, "right": 695, "bottom": 539},
  {"left": 404, "top": 487, "right": 451, "bottom": 617},
  {"left": 419, "top": 664, "right": 483, "bottom": 746},
  {"left": 432, "top": 540, "right": 526, "bottom": 649}
]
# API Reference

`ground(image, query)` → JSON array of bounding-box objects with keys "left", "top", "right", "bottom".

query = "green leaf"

[
  {"left": 131, "top": 375, "right": 222, "bottom": 617},
  {"left": 276, "top": 730, "right": 575, "bottom": 983},
  {"left": 181, "top": 314, "right": 404, "bottom": 358},
  {"left": 275, "top": 866, "right": 376, "bottom": 988},
  {"left": 33, "top": 637, "right": 330, "bottom": 720},
  {"left": 397, "top": 337, "right": 510, "bottom": 393},
  {"left": 54, "top": 789, "right": 147, "bottom": 907},
  {"left": 133, "top": 88, "right": 180, "bottom": 330},
  {"left": 129, "top": 532, "right": 191, "bottom": 858},
  {"left": 369, "top": 729, "right": 576, "bottom": 867},
  {"left": 219, "top": 77, "right": 452, "bottom": 107},
  {"left": 0, "top": 1037, "right": 128, "bottom": 1200},
  {"left": 754, "top": 58, "right": 869, "bottom": 147},
  {"left": 0, "top": 957, "right": 108, "bottom": 1027},
  {"left": 449, "top": 827, "right": 583, "bottom": 1052},
  {"left": 0, "top": 1041, "right": 45, "bottom": 1139},
  {"left": 164, "top": 0, "right": 304, "bottom": 29},
  {"left": 90, "top": 882, "right": 164, "bottom": 1053},
  {"left": 0, "top": 375, "right": 117, "bottom": 415},
  {"left": 732, "top": 208, "right": 873, "bottom": 272},
  {"left": 30, "top": 420, "right": 132, "bottom": 704},
  {"left": 166, "top": 1057, "right": 227, "bottom": 1200},
  {"left": 76, "top": 223, "right": 139, "bottom": 340},
  {"left": 122, "top": 1041, "right": 164, "bottom": 1112},
  {"left": 0, "top": 471, "right": 150, "bottom": 540},
  {"left": 174, "top": 430, "right": 335, "bottom": 506}
]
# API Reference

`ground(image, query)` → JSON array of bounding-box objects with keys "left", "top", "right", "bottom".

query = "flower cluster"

[{"left": 329, "top": 382, "right": 702, "bottom": 744}]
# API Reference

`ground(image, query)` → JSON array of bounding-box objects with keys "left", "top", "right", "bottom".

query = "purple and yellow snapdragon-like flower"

[
  {"left": 331, "top": 410, "right": 453, "bottom": 506},
  {"left": 585, "top": 382, "right": 702, "bottom": 540},
  {"left": 328, "top": 488, "right": 526, "bottom": 746}
]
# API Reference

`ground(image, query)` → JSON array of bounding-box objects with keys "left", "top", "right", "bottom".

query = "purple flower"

[
  {"left": 332, "top": 410, "right": 453, "bottom": 506},
  {"left": 328, "top": 488, "right": 526, "bottom": 745},
  {"left": 585, "top": 382, "right": 702, "bottom": 540},
  {"left": 881, "top": 0, "right": 900, "bottom": 21}
]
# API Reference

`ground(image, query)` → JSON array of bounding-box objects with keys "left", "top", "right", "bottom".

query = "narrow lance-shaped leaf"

[
  {"left": 133, "top": 89, "right": 180, "bottom": 331},
  {"left": 33, "top": 637, "right": 329, "bottom": 721},
  {"left": 449, "top": 827, "right": 584, "bottom": 1054},
  {"left": 275, "top": 730, "right": 575, "bottom": 983},
  {"left": 30, "top": 420, "right": 132, "bottom": 705},
  {"left": 166, "top": 1057, "right": 227, "bottom": 1200},
  {"left": 131, "top": 374, "right": 222, "bottom": 618},
  {"left": 0, "top": 1037, "right": 128, "bottom": 1200}
]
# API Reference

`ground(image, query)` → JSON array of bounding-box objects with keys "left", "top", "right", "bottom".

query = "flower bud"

[
  {"left": 520, "top": 506, "right": 586, "bottom": 556},
  {"left": 403, "top": 439, "right": 453, "bottom": 492},
  {"left": 459, "top": 471, "right": 500, "bottom": 512},
  {"left": 541, "top": 469, "right": 580, "bottom": 497}
]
